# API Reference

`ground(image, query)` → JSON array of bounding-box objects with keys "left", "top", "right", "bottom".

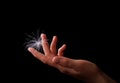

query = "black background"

[{"left": 1, "top": 4, "right": 119, "bottom": 82}]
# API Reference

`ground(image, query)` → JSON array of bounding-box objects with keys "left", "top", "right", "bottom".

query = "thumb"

[{"left": 52, "top": 56, "right": 76, "bottom": 68}]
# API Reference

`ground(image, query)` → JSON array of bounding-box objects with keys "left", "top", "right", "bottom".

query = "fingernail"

[
  {"left": 28, "top": 47, "right": 33, "bottom": 52},
  {"left": 41, "top": 33, "right": 46, "bottom": 38},
  {"left": 41, "top": 33, "right": 44, "bottom": 37}
]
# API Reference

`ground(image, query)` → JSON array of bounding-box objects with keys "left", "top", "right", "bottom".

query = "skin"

[{"left": 28, "top": 34, "right": 117, "bottom": 83}]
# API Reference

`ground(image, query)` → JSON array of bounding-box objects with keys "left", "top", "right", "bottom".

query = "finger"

[
  {"left": 41, "top": 34, "right": 50, "bottom": 55},
  {"left": 28, "top": 47, "right": 46, "bottom": 62},
  {"left": 52, "top": 56, "right": 76, "bottom": 69},
  {"left": 50, "top": 36, "right": 57, "bottom": 54},
  {"left": 52, "top": 57, "right": 78, "bottom": 75},
  {"left": 58, "top": 44, "right": 66, "bottom": 56}
]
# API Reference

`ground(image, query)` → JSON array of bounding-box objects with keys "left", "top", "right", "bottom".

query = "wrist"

[{"left": 85, "top": 69, "right": 117, "bottom": 83}]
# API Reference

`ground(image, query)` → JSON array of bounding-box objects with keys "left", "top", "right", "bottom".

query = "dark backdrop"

[{"left": 2, "top": 7, "right": 119, "bottom": 82}]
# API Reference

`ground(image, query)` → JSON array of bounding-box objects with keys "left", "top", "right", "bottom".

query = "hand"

[{"left": 28, "top": 34, "right": 117, "bottom": 83}]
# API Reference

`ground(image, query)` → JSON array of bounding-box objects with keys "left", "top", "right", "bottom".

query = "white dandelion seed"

[{"left": 24, "top": 31, "right": 43, "bottom": 52}]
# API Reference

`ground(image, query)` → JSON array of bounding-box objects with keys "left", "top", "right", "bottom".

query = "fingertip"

[
  {"left": 41, "top": 33, "right": 46, "bottom": 38},
  {"left": 28, "top": 47, "right": 34, "bottom": 52},
  {"left": 52, "top": 35, "right": 57, "bottom": 41},
  {"left": 63, "top": 44, "right": 66, "bottom": 47},
  {"left": 52, "top": 56, "right": 56, "bottom": 62},
  {"left": 53, "top": 35, "right": 57, "bottom": 38}
]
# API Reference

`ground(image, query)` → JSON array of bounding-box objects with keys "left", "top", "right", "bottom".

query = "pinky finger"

[{"left": 57, "top": 44, "right": 66, "bottom": 56}]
